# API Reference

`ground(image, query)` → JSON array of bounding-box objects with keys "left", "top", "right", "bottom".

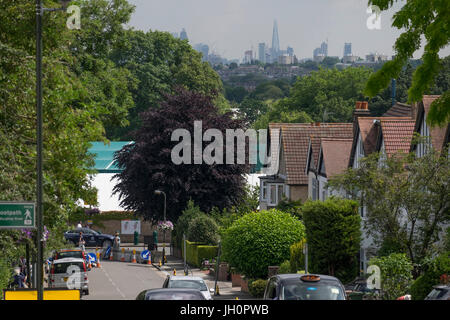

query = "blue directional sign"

[
  {"left": 140, "top": 250, "right": 150, "bottom": 260},
  {"left": 87, "top": 253, "right": 97, "bottom": 263}
]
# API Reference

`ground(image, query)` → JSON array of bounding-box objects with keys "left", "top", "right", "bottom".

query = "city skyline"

[{"left": 127, "top": 0, "right": 449, "bottom": 61}]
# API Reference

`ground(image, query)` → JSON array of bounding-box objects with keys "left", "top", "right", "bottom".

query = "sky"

[{"left": 126, "top": 0, "right": 450, "bottom": 61}]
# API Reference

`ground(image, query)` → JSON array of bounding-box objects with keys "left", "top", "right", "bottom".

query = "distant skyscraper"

[
  {"left": 258, "top": 43, "right": 266, "bottom": 63},
  {"left": 194, "top": 43, "right": 209, "bottom": 61},
  {"left": 271, "top": 20, "right": 280, "bottom": 63},
  {"left": 287, "top": 46, "right": 294, "bottom": 57},
  {"left": 320, "top": 41, "right": 328, "bottom": 57},
  {"left": 180, "top": 28, "right": 188, "bottom": 41},
  {"left": 344, "top": 43, "right": 352, "bottom": 57}
]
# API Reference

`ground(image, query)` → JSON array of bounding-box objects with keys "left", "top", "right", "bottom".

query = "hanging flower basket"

[{"left": 157, "top": 220, "right": 174, "bottom": 231}]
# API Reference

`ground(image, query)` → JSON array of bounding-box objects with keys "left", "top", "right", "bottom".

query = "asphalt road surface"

[{"left": 83, "top": 260, "right": 166, "bottom": 300}]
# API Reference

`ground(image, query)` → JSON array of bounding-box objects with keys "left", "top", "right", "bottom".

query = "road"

[{"left": 83, "top": 260, "right": 166, "bottom": 300}]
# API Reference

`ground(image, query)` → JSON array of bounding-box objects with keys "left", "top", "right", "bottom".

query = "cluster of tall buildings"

[{"left": 244, "top": 20, "right": 297, "bottom": 65}]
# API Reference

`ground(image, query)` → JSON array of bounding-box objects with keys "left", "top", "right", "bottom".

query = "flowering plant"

[{"left": 157, "top": 220, "right": 174, "bottom": 231}]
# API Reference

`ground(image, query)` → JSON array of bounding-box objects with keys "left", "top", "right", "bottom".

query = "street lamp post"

[
  {"left": 35, "top": 0, "right": 72, "bottom": 300},
  {"left": 154, "top": 190, "right": 166, "bottom": 265}
]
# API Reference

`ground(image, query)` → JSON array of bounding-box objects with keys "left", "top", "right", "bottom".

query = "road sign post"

[{"left": 0, "top": 202, "right": 36, "bottom": 229}]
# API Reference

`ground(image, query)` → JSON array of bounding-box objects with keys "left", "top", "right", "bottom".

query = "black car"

[
  {"left": 264, "top": 274, "right": 347, "bottom": 300},
  {"left": 136, "top": 288, "right": 206, "bottom": 300},
  {"left": 64, "top": 228, "right": 114, "bottom": 248}
]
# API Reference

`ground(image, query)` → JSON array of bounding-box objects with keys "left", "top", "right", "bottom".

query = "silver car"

[
  {"left": 49, "top": 258, "right": 89, "bottom": 295},
  {"left": 163, "top": 275, "right": 214, "bottom": 300}
]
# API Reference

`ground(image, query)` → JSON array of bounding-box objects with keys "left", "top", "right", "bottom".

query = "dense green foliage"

[
  {"left": 289, "top": 240, "right": 306, "bottom": 273},
  {"left": 187, "top": 215, "right": 220, "bottom": 245},
  {"left": 278, "top": 260, "right": 292, "bottom": 274},
  {"left": 366, "top": 0, "right": 450, "bottom": 127},
  {"left": 222, "top": 209, "right": 305, "bottom": 279},
  {"left": 369, "top": 253, "right": 413, "bottom": 300},
  {"left": 302, "top": 198, "right": 361, "bottom": 283},
  {"left": 248, "top": 279, "right": 268, "bottom": 298},
  {"left": 410, "top": 252, "right": 450, "bottom": 300},
  {"left": 182, "top": 240, "right": 218, "bottom": 267}
]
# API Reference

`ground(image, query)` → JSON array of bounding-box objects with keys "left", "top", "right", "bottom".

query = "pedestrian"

[
  {"left": 152, "top": 229, "right": 158, "bottom": 250},
  {"left": 76, "top": 221, "right": 82, "bottom": 228},
  {"left": 113, "top": 232, "right": 121, "bottom": 249},
  {"left": 79, "top": 232, "right": 86, "bottom": 252},
  {"left": 12, "top": 267, "right": 27, "bottom": 288}
]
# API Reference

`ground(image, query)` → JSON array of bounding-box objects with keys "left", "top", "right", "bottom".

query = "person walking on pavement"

[
  {"left": 113, "top": 232, "right": 121, "bottom": 249},
  {"left": 78, "top": 232, "right": 86, "bottom": 252}
]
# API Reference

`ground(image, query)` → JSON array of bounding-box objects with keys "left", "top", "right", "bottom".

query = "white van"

[{"left": 49, "top": 258, "right": 89, "bottom": 295}]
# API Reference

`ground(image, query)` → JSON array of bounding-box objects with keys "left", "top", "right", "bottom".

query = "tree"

[
  {"left": 281, "top": 67, "right": 373, "bottom": 123},
  {"left": 108, "top": 30, "right": 225, "bottom": 139},
  {"left": 328, "top": 149, "right": 450, "bottom": 265},
  {"left": 369, "top": 253, "right": 413, "bottom": 300},
  {"left": 302, "top": 198, "right": 361, "bottom": 283},
  {"left": 113, "top": 88, "right": 249, "bottom": 222},
  {"left": 222, "top": 209, "right": 305, "bottom": 279},
  {"left": 238, "top": 98, "right": 268, "bottom": 125},
  {"left": 365, "top": 0, "right": 450, "bottom": 127},
  {"left": 187, "top": 215, "right": 219, "bottom": 245}
]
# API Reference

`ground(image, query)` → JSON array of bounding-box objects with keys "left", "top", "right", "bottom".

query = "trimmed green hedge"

[{"left": 182, "top": 240, "right": 218, "bottom": 267}]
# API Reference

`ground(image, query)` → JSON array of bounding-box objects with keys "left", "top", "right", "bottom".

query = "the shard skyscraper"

[{"left": 271, "top": 20, "right": 280, "bottom": 63}]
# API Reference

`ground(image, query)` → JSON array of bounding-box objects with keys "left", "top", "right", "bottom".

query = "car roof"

[
  {"left": 58, "top": 249, "right": 82, "bottom": 252},
  {"left": 168, "top": 276, "right": 204, "bottom": 281},
  {"left": 273, "top": 273, "right": 342, "bottom": 283},
  {"left": 146, "top": 288, "right": 203, "bottom": 294},
  {"left": 53, "top": 258, "right": 85, "bottom": 264},
  {"left": 432, "top": 285, "right": 450, "bottom": 289}
]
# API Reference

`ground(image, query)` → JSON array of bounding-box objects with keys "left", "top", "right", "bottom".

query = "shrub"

[
  {"left": 302, "top": 198, "right": 361, "bottom": 283},
  {"left": 222, "top": 209, "right": 305, "bottom": 279},
  {"left": 410, "top": 252, "right": 450, "bottom": 300},
  {"left": 187, "top": 215, "right": 219, "bottom": 245},
  {"left": 290, "top": 240, "right": 305, "bottom": 273},
  {"left": 279, "top": 260, "right": 291, "bottom": 274},
  {"left": 369, "top": 253, "right": 413, "bottom": 300},
  {"left": 249, "top": 279, "right": 267, "bottom": 298},
  {"left": 174, "top": 200, "right": 206, "bottom": 247}
]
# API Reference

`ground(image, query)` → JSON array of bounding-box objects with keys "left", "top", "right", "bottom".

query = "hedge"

[{"left": 182, "top": 240, "right": 218, "bottom": 267}]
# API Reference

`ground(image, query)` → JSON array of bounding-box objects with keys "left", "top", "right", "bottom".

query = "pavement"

[{"left": 152, "top": 255, "right": 256, "bottom": 300}]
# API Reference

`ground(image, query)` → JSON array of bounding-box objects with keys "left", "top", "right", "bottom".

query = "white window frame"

[
  {"left": 267, "top": 183, "right": 286, "bottom": 206},
  {"left": 260, "top": 180, "right": 268, "bottom": 201}
]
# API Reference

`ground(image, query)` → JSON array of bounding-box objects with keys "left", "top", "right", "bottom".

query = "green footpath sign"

[{"left": 0, "top": 202, "right": 36, "bottom": 229}]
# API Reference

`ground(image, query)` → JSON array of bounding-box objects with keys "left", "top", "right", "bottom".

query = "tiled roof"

[
  {"left": 320, "top": 138, "right": 353, "bottom": 178},
  {"left": 270, "top": 123, "right": 353, "bottom": 185},
  {"left": 383, "top": 102, "right": 413, "bottom": 118},
  {"left": 380, "top": 120, "right": 415, "bottom": 156}
]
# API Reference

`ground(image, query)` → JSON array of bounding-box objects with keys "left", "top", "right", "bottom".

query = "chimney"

[{"left": 353, "top": 100, "right": 371, "bottom": 136}]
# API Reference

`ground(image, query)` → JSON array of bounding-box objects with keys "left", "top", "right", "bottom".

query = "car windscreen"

[
  {"left": 426, "top": 288, "right": 449, "bottom": 300},
  {"left": 281, "top": 281, "right": 345, "bottom": 300},
  {"left": 57, "top": 251, "right": 83, "bottom": 259},
  {"left": 145, "top": 291, "right": 204, "bottom": 300},
  {"left": 168, "top": 280, "right": 208, "bottom": 291},
  {"left": 52, "top": 262, "right": 85, "bottom": 274}
]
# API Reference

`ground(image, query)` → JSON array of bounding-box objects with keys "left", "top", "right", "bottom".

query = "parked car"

[
  {"left": 162, "top": 275, "right": 214, "bottom": 300},
  {"left": 64, "top": 228, "right": 114, "bottom": 248},
  {"left": 51, "top": 249, "right": 91, "bottom": 271},
  {"left": 264, "top": 274, "right": 347, "bottom": 300},
  {"left": 136, "top": 288, "right": 206, "bottom": 300},
  {"left": 48, "top": 258, "right": 89, "bottom": 295},
  {"left": 345, "top": 278, "right": 380, "bottom": 300},
  {"left": 424, "top": 285, "right": 450, "bottom": 300}
]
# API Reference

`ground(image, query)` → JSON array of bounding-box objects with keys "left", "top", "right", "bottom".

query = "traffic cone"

[
  {"left": 147, "top": 253, "right": 152, "bottom": 265},
  {"left": 120, "top": 248, "right": 125, "bottom": 262},
  {"left": 131, "top": 250, "right": 137, "bottom": 263},
  {"left": 96, "top": 252, "right": 101, "bottom": 268},
  {"left": 159, "top": 259, "right": 162, "bottom": 267},
  {"left": 110, "top": 248, "right": 114, "bottom": 261},
  {"left": 173, "top": 269, "right": 176, "bottom": 276},
  {"left": 235, "top": 297, "right": 239, "bottom": 300}
]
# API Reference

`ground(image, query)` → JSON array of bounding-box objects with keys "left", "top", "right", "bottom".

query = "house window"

[
  {"left": 268, "top": 183, "right": 285, "bottom": 206},
  {"left": 261, "top": 181, "right": 268, "bottom": 201},
  {"left": 322, "top": 189, "right": 327, "bottom": 201}
]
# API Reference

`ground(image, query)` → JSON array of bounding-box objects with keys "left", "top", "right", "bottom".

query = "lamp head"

[
  {"left": 59, "top": 0, "right": 72, "bottom": 9},
  {"left": 154, "top": 190, "right": 162, "bottom": 195}
]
